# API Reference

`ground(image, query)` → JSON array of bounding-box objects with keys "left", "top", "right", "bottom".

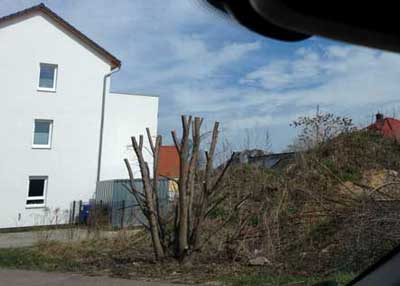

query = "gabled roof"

[
  {"left": 367, "top": 117, "right": 400, "bottom": 142},
  {"left": 157, "top": 146, "right": 180, "bottom": 178},
  {"left": 0, "top": 3, "right": 121, "bottom": 69}
]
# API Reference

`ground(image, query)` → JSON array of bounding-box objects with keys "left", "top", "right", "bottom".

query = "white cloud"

[
  {"left": 241, "top": 48, "right": 323, "bottom": 90},
  {"left": 133, "top": 39, "right": 261, "bottom": 85},
  {"left": 241, "top": 45, "right": 400, "bottom": 109}
]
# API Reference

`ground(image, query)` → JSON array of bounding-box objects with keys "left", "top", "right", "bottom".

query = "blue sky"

[{"left": 2, "top": 0, "right": 400, "bottom": 152}]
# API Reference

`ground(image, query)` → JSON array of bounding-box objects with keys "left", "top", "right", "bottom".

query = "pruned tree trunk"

[
  {"left": 125, "top": 115, "right": 238, "bottom": 262},
  {"left": 124, "top": 134, "right": 165, "bottom": 260}
]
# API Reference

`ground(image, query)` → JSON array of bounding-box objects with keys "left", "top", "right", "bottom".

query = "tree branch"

[
  {"left": 171, "top": 130, "right": 181, "bottom": 153},
  {"left": 139, "top": 135, "right": 144, "bottom": 151},
  {"left": 124, "top": 158, "right": 147, "bottom": 217},
  {"left": 203, "top": 193, "right": 228, "bottom": 219},
  {"left": 209, "top": 152, "right": 235, "bottom": 195},
  {"left": 198, "top": 194, "right": 250, "bottom": 251},
  {"left": 146, "top": 127, "right": 155, "bottom": 154}
]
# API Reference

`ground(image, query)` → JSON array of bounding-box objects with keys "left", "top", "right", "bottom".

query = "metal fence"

[{"left": 69, "top": 178, "right": 170, "bottom": 228}]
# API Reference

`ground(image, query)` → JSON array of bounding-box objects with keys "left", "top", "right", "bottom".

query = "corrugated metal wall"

[
  {"left": 95, "top": 180, "right": 115, "bottom": 204},
  {"left": 95, "top": 179, "right": 170, "bottom": 228}
]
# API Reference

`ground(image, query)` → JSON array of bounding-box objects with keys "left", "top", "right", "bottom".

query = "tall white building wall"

[
  {"left": 0, "top": 12, "right": 153, "bottom": 228},
  {"left": 101, "top": 93, "right": 159, "bottom": 181}
]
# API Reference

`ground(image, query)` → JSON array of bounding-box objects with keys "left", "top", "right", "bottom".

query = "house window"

[
  {"left": 38, "top": 63, "right": 57, "bottom": 91},
  {"left": 26, "top": 176, "right": 47, "bottom": 207},
  {"left": 32, "top": 120, "right": 53, "bottom": 148}
]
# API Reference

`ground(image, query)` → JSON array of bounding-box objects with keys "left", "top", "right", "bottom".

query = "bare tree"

[
  {"left": 289, "top": 109, "right": 355, "bottom": 150},
  {"left": 124, "top": 115, "right": 238, "bottom": 261}
]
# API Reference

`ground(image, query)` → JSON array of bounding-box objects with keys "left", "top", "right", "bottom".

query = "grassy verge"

[
  {"left": 217, "top": 272, "right": 354, "bottom": 286},
  {"left": 0, "top": 239, "right": 355, "bottom": 285},
  {"left": 0, "top": 247, "right": 79, "bottom": 272}
]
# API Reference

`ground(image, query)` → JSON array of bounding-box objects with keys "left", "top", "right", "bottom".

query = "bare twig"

[
  {"left": 171, "top": 130, "right": 181, "bottom": 153},
  {"left": 199, "top": 194, "right": 250, "bottom": 250},
  {"left": 146, "top": 127, "right": 155, "bottom": 154}
]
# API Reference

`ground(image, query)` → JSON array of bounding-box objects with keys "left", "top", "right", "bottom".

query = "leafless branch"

[
  {"left": 139, "top": 135, "right": 143, "bottom": 151},
  {"left": 146, "top": 127, "right": 155, "bottom": 154},
  {"left": 171, "top": 130, "right": 180, "bottom": 153}
]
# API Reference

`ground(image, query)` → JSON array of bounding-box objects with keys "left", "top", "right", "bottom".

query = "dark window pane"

[
  {"left": 26, "top": 199, "right": 44, "bottom": 205},
  {"left": 28, "top": 179, "right": 45, "bottom": 197},
  {"left": 39, "top": 64, "right": 55, "bottom": 88}
]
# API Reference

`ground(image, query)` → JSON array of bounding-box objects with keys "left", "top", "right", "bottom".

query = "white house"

[{"left": 0, "top": 4, "right": 158, "bottom": 228}]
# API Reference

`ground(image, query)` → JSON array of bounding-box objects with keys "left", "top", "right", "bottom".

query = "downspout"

[{"left": 96, "top": 67, "right": 121, "bottom": 185}]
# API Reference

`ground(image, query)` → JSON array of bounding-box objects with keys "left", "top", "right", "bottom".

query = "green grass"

[
  {"left": 217, "top": 272, "right": 354, "bottom": 286},
  {"left": 0, "top": 247, "right": 79, "bottom": 272}
]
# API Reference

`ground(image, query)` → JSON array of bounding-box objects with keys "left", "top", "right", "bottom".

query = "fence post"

[
  {"left": 71, "top": 201, "right": 76, "bottom": 225},
  {"left": 120, "top": 200, "right": 125, "bottom": 229},
  {"left": 108, "top": 202, "right": 112, "bottom": 225},
  {"left": 78, "top": 200, "right": 82, "bottom": 225}
]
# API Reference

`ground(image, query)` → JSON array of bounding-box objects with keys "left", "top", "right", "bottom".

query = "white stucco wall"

[
  {"left": 101, "top": 93, "right": 159, "bottom": 181},
  {"left": 0, "top": 12, "right": 111, "bottom": 228}
]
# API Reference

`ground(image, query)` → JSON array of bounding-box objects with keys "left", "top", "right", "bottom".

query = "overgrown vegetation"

[
  {"left": 218, "top": 129, "right": 400, "bottom": 277},
  {"left": 217, "top": 272, "right": 354, "bottom": 286},
  {"left": 0, "top": 232, "right": 250, "bottom": 283},
  {"left": 0, "top": 235, "right": 353, "bottom": 285}
]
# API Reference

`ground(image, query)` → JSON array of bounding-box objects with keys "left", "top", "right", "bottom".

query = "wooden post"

[{"left": 120, "top": 200, "right": 125, "bottom": 229}]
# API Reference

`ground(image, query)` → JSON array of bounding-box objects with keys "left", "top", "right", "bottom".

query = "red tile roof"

[
  {"left": 157, "top": 146, "right": 180, "bottom": 178},
  {"left": 368, "top": 116, "right": 400, "bottom": 142}
]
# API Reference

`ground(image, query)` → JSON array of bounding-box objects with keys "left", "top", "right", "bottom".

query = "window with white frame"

[
  {"left": 26, "top": 176, "right": 47, "bottom": 207},
  {"left": 32, "top": 119, "right": 53, "bottom": 148},
  {"left": 38, "top": 63, "right": 58, "bottom": 91}
]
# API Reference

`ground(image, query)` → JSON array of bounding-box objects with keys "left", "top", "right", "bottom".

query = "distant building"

[
  {"left": 157, "top": 146, "right": 180, "bottom": 199},
  {"left": 231, "top": 149, "right": 295, "bottom": 169},
  {"left": 0, "top": 4, "right": 158, "bottom": 228},
  {"left": 157, "top": 146, "right": 180, "bottom": 178},
  {"left": 368, "top": 113, "right": 400, "bottom": 142}
]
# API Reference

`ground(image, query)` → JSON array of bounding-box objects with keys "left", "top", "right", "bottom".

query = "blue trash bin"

[{"left": 79, "top": 203, "right": 91, "bottom": 224}]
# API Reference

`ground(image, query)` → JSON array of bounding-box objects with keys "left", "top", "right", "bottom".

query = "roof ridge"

[
  {"left": 386, "top": 118, "right": 395, "bottom": 133},
  {"left": 0, "top": 3, "right": 121, "bottom": 68}
]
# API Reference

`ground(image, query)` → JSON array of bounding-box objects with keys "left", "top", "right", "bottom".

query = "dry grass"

[
  {"left": 212, "top": 130, "right": 400, "bottom": 277},
  {"left": 0, "top": 229, "right": 248, "bottom": 284}
]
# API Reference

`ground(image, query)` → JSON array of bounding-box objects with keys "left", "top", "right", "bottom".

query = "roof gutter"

[{"left": 96, "top": 67, "right": 121, "bottom": 184}]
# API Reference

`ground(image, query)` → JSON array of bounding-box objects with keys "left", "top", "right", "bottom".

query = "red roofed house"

[
  {"left": 368, "top": 113, "right": 400, "bottom": 142},
  {"left": 157, "top": 146, "right": 180, "bottom": 199},
  {"left": 157, "top": 146, "right": 180, "bottom": 178}
]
